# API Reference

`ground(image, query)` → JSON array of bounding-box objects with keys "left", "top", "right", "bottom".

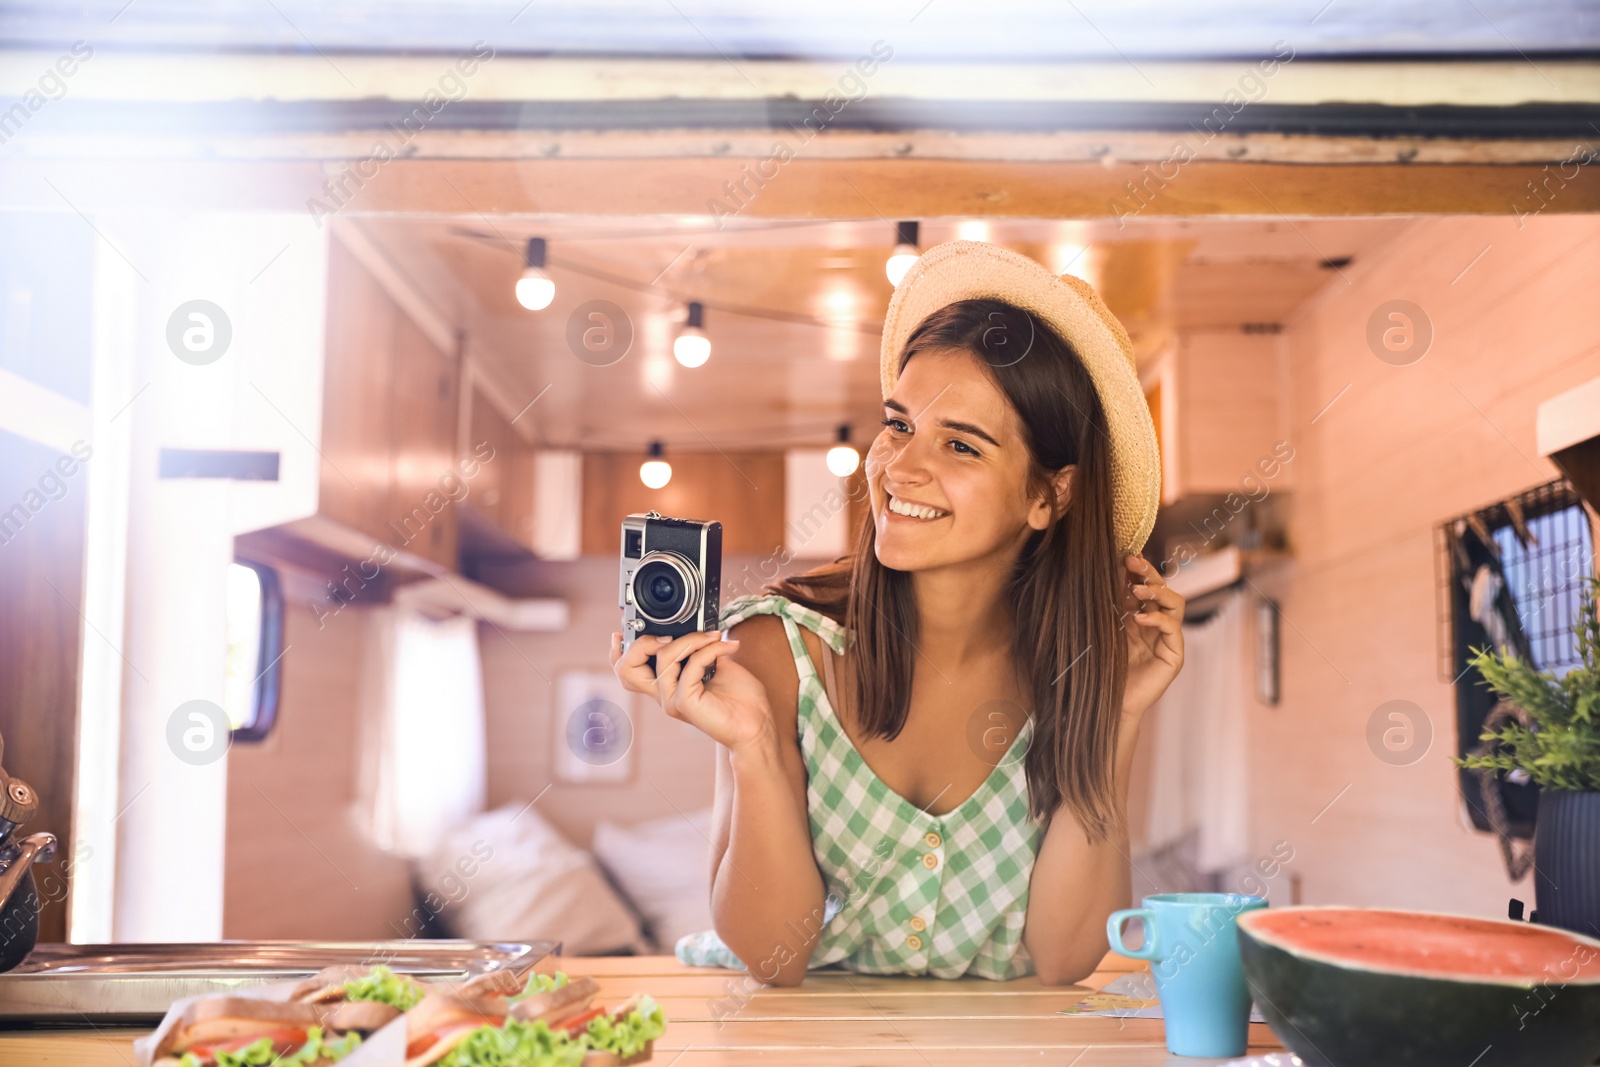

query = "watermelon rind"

[{"left": 1237, "top": 907, "right": 1600, "bottom": 1067}]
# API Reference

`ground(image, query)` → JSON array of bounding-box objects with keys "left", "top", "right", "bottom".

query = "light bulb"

[
  {"left": 674, "top": 301, "right": 710, "bottom": 367},
  {"left": 674, "top": 328, "right": 710, "bottom": 367},
  {"left": 826, "top": 444, "right": 860, "bottom": 477},
  {"left": 515, "top": 268, "right": 555, "bottom": 311},
  {"left": 827, "top": 424, "right": 860, "bottom": 477},
  {"left": 885, "top": 245, "right": 918, "bottom": 286},
  {"left": 886, "top": 221, "right": 920, "bottom": 286},
  {"left": 639, "top": 459, "right": 672, "bottom": 489},
  {"left": 516, "top": 237, "right": 555, "bottom": 310}
]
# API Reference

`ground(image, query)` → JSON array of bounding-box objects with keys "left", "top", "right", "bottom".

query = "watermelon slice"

[{"left": 1237, "top": 907, "right": 1600, "bottom": 1067}]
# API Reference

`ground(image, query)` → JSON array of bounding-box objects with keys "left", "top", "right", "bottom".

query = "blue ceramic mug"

[{"left": 1106, "top": 892, "right": 1267, "bottom": 1058}]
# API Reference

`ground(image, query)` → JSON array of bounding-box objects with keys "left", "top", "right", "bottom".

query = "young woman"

[{"left": 610, "top": 240, "right": 1185, "bottom": 986}]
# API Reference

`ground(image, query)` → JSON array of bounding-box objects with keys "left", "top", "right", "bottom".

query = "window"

[
  {"left": 1437, "top": 479, "right": 1597, "bottom": 842},
  {"left": 224, "top": 559, "right": 284, "bottom": 741},
  {"left": 1490, "top": 504, "right": 1594, "bottom": 679}
]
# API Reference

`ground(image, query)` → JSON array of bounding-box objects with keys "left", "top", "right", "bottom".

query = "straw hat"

[{"left": 879, "top": 240, "right": 1161, "bottom": 558}]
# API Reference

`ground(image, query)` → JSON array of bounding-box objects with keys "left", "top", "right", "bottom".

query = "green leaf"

[
  {"left": 1451, "top": 575, "right": 1600, "bottom": 791},
  {"left": 509, "top": 971, "right": 570, "bottom": 1001},
  {"left": 342, "top": 965, "right": 425, "bottom": 1011}
]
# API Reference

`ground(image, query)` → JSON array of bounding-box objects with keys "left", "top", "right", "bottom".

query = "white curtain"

[
  {"left": 1141, "top": 586, "right": 1250, "bottom": 873},
  {"left": 356, "top": 605, "right": 487, "bottom": 857}
]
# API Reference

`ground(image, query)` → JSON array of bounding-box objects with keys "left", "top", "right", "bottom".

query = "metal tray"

[{"left": 0, "top": 939, "right": 558, "bottom": 1025}]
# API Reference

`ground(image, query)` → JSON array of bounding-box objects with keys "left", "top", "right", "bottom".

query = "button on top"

[
  {"left": 907, "top": 934, "right": 923, "bottom": 951},
  {"left": 910, "top": 916, "right": 926, "bottom": 932},
  {"left": 922, "top": 853, "right": 938, "bottom": 870},
  {"left": 924, "top": 831, "right": 942, "bottom": 849}
]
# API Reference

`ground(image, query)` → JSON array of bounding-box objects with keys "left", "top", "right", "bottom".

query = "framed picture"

[{"left": 553, "top": 668, "right": 637, "bottom": 784}]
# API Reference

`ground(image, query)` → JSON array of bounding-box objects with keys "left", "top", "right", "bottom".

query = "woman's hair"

[{"left": 771, "top": 298, "right": 1129, "bottom": 838}]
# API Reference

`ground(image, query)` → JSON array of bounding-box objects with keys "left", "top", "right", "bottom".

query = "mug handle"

[{"left": 1106, "top": 908, "right": 1159, "bottom": 961}]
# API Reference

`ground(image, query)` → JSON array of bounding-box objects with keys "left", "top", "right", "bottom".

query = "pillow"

[
  {"left": 415, "top": 801, "right": 647, "bottom": 956},
  {"left": 591, "top": 807, "right": 714, "bottom": 954}
]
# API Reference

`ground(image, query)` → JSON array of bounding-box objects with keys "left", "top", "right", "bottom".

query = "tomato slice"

[
  {"left": 405, "top": 1020, "right": 497, "bottom": 1060},
  {"left": 405, "top": 1030, "right": 444, "bottom": 1059},
  {"left": 189, "top": 1028, "right": 310, "bottom": 1058}
]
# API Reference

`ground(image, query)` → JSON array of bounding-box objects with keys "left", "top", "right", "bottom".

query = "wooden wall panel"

[
  {"left": 581, "top": 452, "right": 786, "bottom": 556},
  {"left": 224, "top": 594, "right": 413, "bottom": 938},
  {"left": 1250, "top": 213, "right": 1600, "bottom": 917},
  {"left": 1174, "top": 331, "right": 1283, "bottom": 495}
]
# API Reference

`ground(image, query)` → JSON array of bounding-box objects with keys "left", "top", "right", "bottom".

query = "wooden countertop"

[{"left": 0, "top": 951, "right": 1286, "bottom": 1066}]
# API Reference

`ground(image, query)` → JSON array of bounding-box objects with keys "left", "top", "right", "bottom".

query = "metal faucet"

[{"left": 0, "top": 734, "right": 56, "bottom": 972}]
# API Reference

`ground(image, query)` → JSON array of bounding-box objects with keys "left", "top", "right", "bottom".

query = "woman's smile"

[{"left": 885, "top": 493, "right": 950, "bottom": 521}]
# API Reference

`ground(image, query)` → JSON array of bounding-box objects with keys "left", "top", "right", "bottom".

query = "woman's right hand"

[{"left": 610, "top": 630, "right": 775, "bottom": 754}]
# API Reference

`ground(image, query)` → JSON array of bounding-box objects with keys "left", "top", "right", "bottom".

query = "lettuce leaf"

[
  {"left": 433, "top": 1017, "right": 586, "bottom": 1067},
  {"left": 583, "top": 995, "right": 666, "bottom": 1059},
  {"left": 508, "top": 970, "right": 570, "bottom": 1001},
  {"left": 176, "top": 1025, "right": 362, "bottom": 1067},
  {"left": 342, "top": 965, "right": 425, "bottom": 1011}
]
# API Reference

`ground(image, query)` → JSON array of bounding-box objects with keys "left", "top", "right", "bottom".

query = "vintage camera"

[{"left": 620, "top": 511, "right": 723, "bottom": 676}]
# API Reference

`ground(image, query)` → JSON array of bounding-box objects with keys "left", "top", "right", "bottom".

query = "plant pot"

[{"left": 1535, "top": 790, "right": 1600, "bottom": 938}]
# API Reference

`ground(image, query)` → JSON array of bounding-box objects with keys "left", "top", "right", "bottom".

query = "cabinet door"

[
  {"left": 467, "top": 390, "right": 534, "bottom": 550},
  {"left": 580, "top": 451, "right": 787, "bottom": 555},
  {"left": 385, "top": 315, "right": 459, "bottom": 568},
  {"left": 320, "top": 239, "right": 396, "bottom": 543}
]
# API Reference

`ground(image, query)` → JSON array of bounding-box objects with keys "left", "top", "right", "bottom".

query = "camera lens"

[{"left": 632, "top": 552, "right": 701, "bottom": 625}]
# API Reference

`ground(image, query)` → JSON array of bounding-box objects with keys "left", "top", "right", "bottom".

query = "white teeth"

[{"left": 888, "top": 495, "right": 946, "bottom": 520}]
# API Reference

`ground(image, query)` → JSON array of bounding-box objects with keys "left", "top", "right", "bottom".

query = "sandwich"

[
  {"left": 147, "top": 997, "right": 391, "bottom": 1067},
  {"left": 291, "top": 964, "right": 427, "bottom": 1011},
  {"left": 402, "top": 972, "right": 666, "bottom": 1066}
]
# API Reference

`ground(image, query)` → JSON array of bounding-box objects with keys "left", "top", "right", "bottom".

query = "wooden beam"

[
  {"left": 16, "top": 127, "right": 1600, "bottom": 166},
  {"left": 4, "top": 158, "right": 1597, "bottom": 218}
]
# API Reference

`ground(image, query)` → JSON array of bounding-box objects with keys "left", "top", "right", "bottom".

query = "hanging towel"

[
  {"left": 1469, "top": 563, "right": 1510, "bottom": 652},
  {"left": 355, "top": 605, "right": 488, "bottom": 857},
  {"left": 1139, "top": 587, "right": 1250, "bottom": 874}
]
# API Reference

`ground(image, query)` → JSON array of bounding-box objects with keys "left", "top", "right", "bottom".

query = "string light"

[
  {"left": 826, "top": 424, "right": 860, "bottom": 477},
  {"left": 885, "top": 220, "right": 920, "bottom": 286},
  {"left": 639, "top": 440, "right": 672, "bottom": 489},
  {"left": 515, "top": 237, "right": 556, "bottom": 310},
  {"left": 673, "top": 301, "right": 711, "bottom": 367}
]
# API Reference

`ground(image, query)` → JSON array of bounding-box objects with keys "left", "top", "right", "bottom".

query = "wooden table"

[{"left": 0, "top": 951, "right": 1286, "bottom": 1066}]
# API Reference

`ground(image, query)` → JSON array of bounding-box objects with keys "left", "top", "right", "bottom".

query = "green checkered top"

[{"left": 674, "top": 593, "right": 1046, "bottom": 979}]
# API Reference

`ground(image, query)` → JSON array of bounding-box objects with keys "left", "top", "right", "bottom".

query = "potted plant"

[{"left": 1456, "top": 573, "right": 1600, "bottom": 937}]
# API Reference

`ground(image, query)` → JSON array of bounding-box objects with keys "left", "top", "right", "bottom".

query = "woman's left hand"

[{"left": 1118, "top": 555, "right": 1186, "bottom": 724}]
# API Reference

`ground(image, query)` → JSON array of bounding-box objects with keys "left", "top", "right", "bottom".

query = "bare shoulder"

[
  {"left": 726, "top": 614, "right": 801, "bottom": 733},
  {"left": 726, "top": 612, "right": 793, "bottom": 669}
]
